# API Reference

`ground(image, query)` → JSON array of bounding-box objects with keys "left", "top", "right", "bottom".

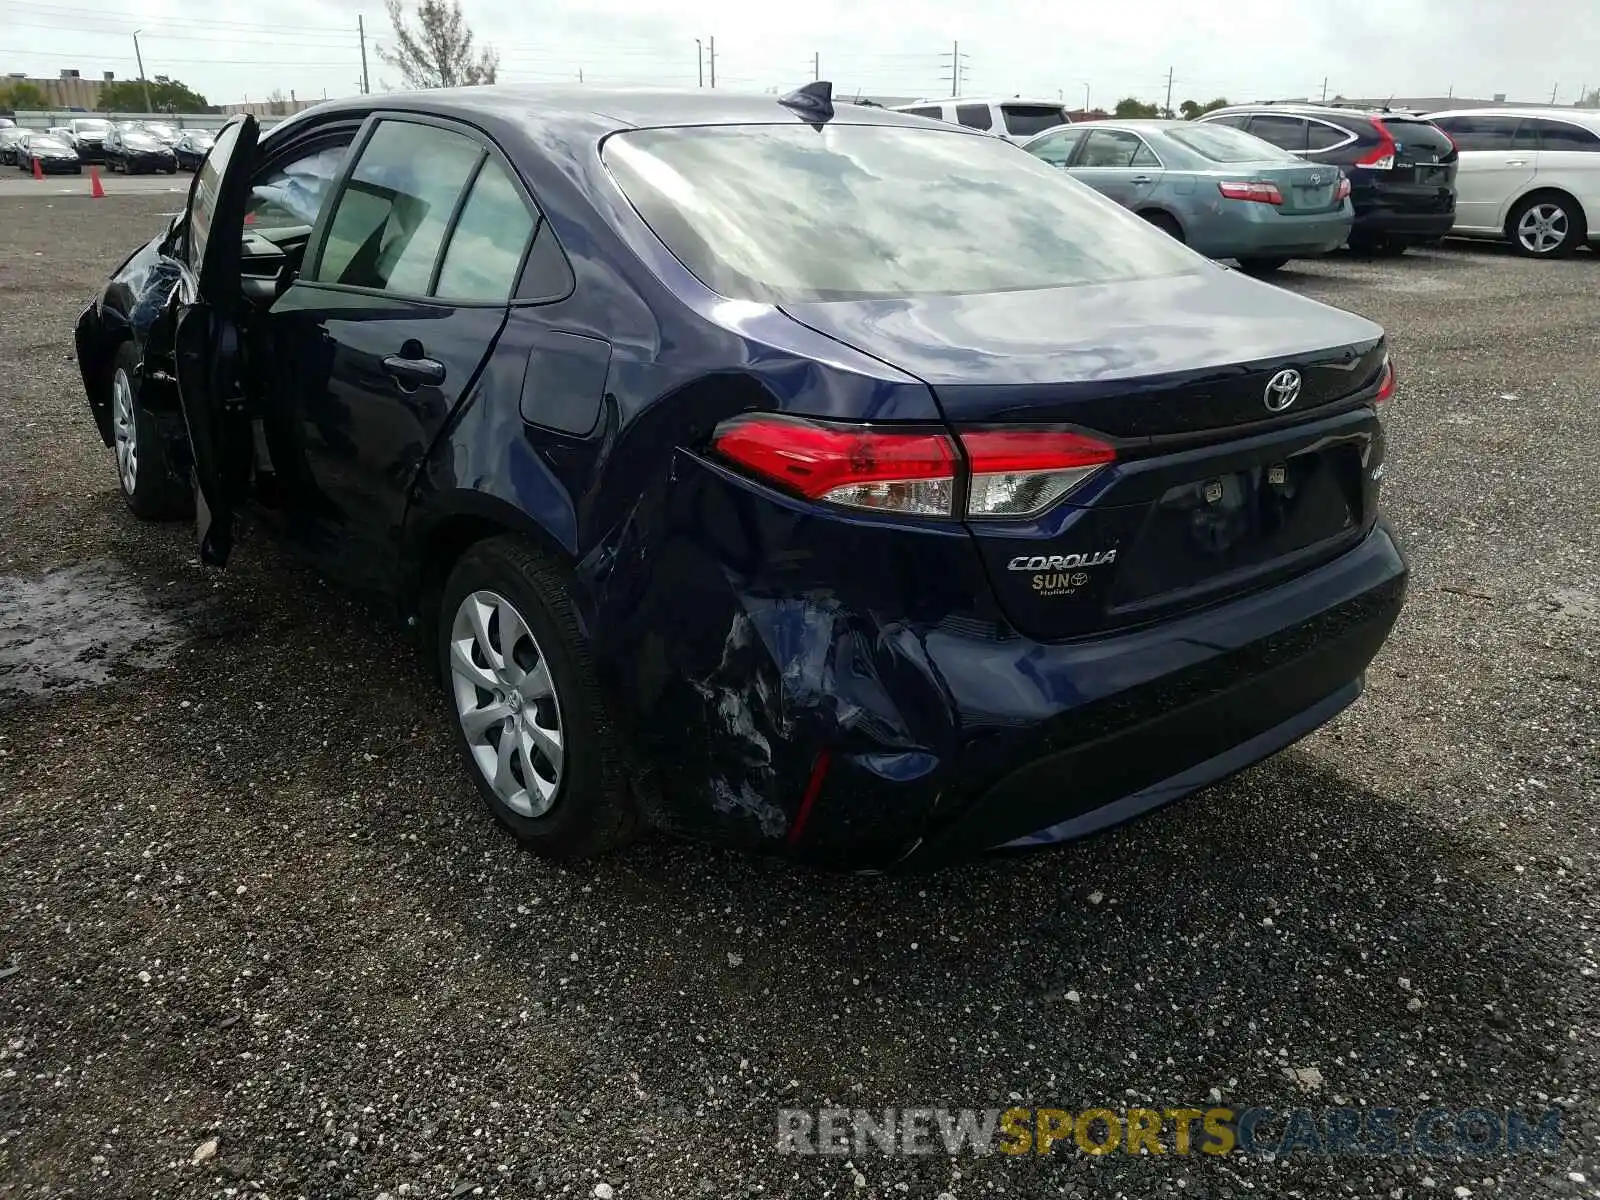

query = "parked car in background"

[
  {"left": 66, "top": 117, "right": 111, "bottom": 163},
  {"left": 16, "top": 132, "right": 82, "bottom": 174},
  {"left": 142, "top": 121, "right": 182, "bottom": 147},
  {"left": 0, "top": 126, "right": 26, "bottom": 166},
  {"left": 0, "top": 117, "right": 15, "bottom": 128},
  {"left": 173, "top": 129, "right": 216, "bottom": 171},
  {"left": 892, "top": 97, "right": 1072, "bottom": 141},
  {"left": 1424, "top": 108, "right": 1600, "bottom": 257},
  {"left": 104, "top": 125, "right": 178, "bottom": 174},
  {"left": 1199, "top": 103, "right": 1457, "bottom": 254},
  {"left": 1024, "top": 120, "right": 1352, "bottom": 274},
  {"left": 74, "top": 86, "right": 1405, "bottom": 868}
]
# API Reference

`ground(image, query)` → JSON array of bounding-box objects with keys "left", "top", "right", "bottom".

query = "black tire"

[
  {"left": 1506, "top": 191, "right": 1586, "bottom": 258},
  {"left": 1236, "top": 256, "right": 1291, "bottom": 276},
  {"left": 166, "top": 165, "right": 177, "bottom": 175},
  {"left": 1141, "top": 210, "right": 1185, "bottom": 242},
  {"left": 437, "top": 536, "right": 639, "bottom": 859},
  {"left": 109, "top": 341, "right": 192, "bottom": 520}
]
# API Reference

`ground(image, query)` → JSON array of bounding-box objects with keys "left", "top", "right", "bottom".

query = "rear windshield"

[
  {"left": 1379, "top": 117, "right": 1456, "bottom": 157},
  {"left": 1167, "top": 123, "right": 1299, "bottom": 163},
  {"left": 1002, "top": 104, "right": 1070, "bottom": 137},
  {"left": 603, "top": 123, "right": 1199, "bottom": 304}
]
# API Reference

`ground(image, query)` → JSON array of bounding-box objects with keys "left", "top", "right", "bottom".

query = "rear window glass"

[
  {"left": 1305, "top": 121, "right": 1349, "bottom": 151},
  {"left": 1167, "top": 123, "right": 1299, "bottom": 163},
  {"left": 1530, "top": 119, "right": 1600, "bottom": 151},
  {"left": 1381, "top": 118, "right": 1455, "bottom": 157},
  {"left": 603, "top": 123, "right": 1199, "bottom": 304},
  {"left": 1002, "top": 104, "right": 1069, "bottom": 137}
]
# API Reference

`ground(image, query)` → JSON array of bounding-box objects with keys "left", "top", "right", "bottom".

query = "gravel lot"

[{"left": 1, "top": 195, "right": 1597, "bottom": 1200}]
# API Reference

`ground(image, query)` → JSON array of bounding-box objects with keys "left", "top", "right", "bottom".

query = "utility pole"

[
  {"left": 1163, "top": 66, "right": 1174, "bottom": 117},
  {"left": 1083, "top": 82, "right": 1090, "bottom": 111},
  {"left": 813, "top": 52, "right": 820, "bottom": 82},
  {"left": 943, "top": 41, "right": 968, "bottom": 98},
  {"left": 132, "top": 29, "right": 153, "bottom": 113},
  {"left": 1320, "top": 77, "right": 1328, "bottom": 102},
  {"left": 709, "top": 36, "right": 716, "bottom": 88},
  {"left": 358, "top": 15, "right": 370, "bottom": 95},
  {"left": 695, "top": 39, "right": 703, "bottom": 88},
  {"left": 1550, "top": 82, "right": 1559, "bottom": 103}
]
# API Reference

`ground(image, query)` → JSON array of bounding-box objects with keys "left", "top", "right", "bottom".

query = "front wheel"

[
  {"left": 438, "top": 536, "right": 639, "bottom": 859},
  {"left": 1141, "top": 211, "right": 1185, "bottom": 242},
  {"left": 110, "top": 342, "right": 192, "bottom": 520},
  {"left": 1236, "top": 256, "right": 1290, "bottom": 276},
  {"left": 1507, "top": 193, "right": 1586, "bottom": 257}
]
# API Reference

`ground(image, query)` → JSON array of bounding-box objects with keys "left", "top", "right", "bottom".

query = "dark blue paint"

[{"left": 75, "top": 85, "right": 1408, "bottom": 866}]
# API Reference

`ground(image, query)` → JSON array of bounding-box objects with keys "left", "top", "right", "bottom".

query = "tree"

[
  {"left": 1583, "top": 88, "right": 1599, "bottom": 108},
  {"left": 0, "top": 80, "right": 48, "bottom": 110},
  {"left": 1179, "top": 96, "right": 1231, "bottom": 120},
  {"left": 1113, "top": 97, "right": 1161, "bottom": 119},
  {"left": 377, "top": 0, "right": 498, "bottom": 89},
  {"left": 267, "top": 88, "right": 290, "bottom": 116},
  {"left": 98, "top": 75, "right": 211, "bottom": 113}
]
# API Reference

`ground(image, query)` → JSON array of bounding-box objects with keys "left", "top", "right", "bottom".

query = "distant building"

[
  {"left": 219, "top": 98, "right": 321, "bottom": 117},
  {"left": 1, "top": 69, "right": 116, "bottom": 110}
]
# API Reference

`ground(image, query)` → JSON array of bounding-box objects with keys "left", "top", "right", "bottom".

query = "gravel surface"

[{"left": 1, "top": 196, "right": 1597, "bottom": 1199}]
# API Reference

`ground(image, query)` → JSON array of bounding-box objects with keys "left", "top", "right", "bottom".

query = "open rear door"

[{"left": 172, "top": 114, "right": 259, "bottom": 566}]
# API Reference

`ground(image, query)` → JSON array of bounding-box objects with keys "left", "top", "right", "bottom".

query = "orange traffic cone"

[
  {"left": 31, "top": 156, "right": 43, "bottom": 181},
  {"left": 89, "top": 167, "right": 105, "bottom": 198}
]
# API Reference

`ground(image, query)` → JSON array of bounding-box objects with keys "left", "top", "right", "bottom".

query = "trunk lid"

[
  {"left": 782, "top": 270, "right": 1388, "bottom": 639},
  {"left": 1242, "top": 160, "right": 1344, "bottom": 213}
]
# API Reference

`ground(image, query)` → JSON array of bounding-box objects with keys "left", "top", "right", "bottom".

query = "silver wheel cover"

[
  {"left": 112, "top": 367, "right": 138, "bottom": 495},
  {"left": 1516, "top": 202, "right": 1569, "bottom": 254},
  {"left": 449, "top": 589, "right": 564, "bottom": 818}
]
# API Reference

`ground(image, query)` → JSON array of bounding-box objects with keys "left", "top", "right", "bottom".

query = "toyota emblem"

[{"left": 1263, "top": 368, "right": 1302, "bottom": 412}]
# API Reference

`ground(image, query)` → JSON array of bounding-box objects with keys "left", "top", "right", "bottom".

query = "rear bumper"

[
  {"left": 895, "top": 520, "right": 1407, "bottom": 866},
  {"left": 1192, "top": 204, "right": 1354, "bottom": 260}
]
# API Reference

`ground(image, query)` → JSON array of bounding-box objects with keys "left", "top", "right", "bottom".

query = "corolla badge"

[{"left": 1263, "top": 368, "right": 1302, "bottom": 412}]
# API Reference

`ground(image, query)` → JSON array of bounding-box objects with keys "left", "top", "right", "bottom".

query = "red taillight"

[
  {"left": 712, "top": 414, "right": 959, "bottom": 515},
  {"left": 961, "top": 428, "right": 1117, "bottom": 518},
  {"left": 1218, "top": 180, "right": 1283, "bottom": 205},
  {"left": 1336, "top": 175, "right": 1352, "bottom": 202},
  {"left": 1355, "top": 118, "right": 1397, "bottom": 170},
  {"left": 711, "top": 415, "right": 1117, "bottom": 519},
  {"left": 1375, "top": 354, "right": 1396, "bottom": 405}
]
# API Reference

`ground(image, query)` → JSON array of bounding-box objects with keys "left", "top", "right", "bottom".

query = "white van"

[
  {"left": 1425, "top": 107, "right": 1600, "bottom": 257},
  {"left": 891, "top": 97, "right": 1072, "bottom": 142}
]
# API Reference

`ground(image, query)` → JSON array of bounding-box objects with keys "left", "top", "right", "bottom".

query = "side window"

[
  {"left": 1305, "top": 120, "right": 1350, "bottom": 151},
  {"left": 1444, "top": 115, "right": 1517, "bottom": 152},
  {"left": 1078, "top": 129, "right": 1144, "bottom": 168},
  {"left": 1511, "top": 121, "right": 1540, "bottom": 152},
  {"left": 1531, "top": 119, "right": 1600, "bottom": 151},
  {"left": 955, "top": 104, "right": 992, "bottom": 130},
  {"left": 1029, "top": 128, "right": 1085, "bottom": 167},
  {"left": 1202, "top": 113, "right": 1248, "bottom": 129},
  {"left": 246, "top": 140, "right": 353, "bottom": 231},
  {"left": 433, "top": 158, "right": 537, "bottom": 302},
  {"left": 1247, "top": 115, "right": 1309, "bottom": 152},
  {"left": 1130, "top": 139, "right": 1161, "bottom": 167},
  {"left": 903, "top": 106, "right": 942, "bottom": 119},
  {"left": 313, "top": 120, "right": 483, "bottom": 295}
]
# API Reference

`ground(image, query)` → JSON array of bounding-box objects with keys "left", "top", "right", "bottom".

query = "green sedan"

[{"left": 1024, "top": 119, "right": 1355, "bottom": 275}]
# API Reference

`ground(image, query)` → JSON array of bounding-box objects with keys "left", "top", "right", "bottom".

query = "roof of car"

[
  {"left": 891, "top": 96, "right": 1066, "bottom": 108},
  {"left": 278, "top": 85, "right": 957, "bottom": 140},
  {"left": 1208, "top": 102, "right": 1383, "bottom": 119},
  {"left": 1425, "top": 106, "right": 1600, "bottom": 126}
]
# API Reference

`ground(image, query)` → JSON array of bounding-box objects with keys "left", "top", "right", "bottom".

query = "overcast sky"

[{"left": 5, "top": 0, "right": 1598, "bottom": 110}]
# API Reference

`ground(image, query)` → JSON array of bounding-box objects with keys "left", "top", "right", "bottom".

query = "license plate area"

[{"left": 1107, "top": 445, "right": 1363, "bottom": 611}]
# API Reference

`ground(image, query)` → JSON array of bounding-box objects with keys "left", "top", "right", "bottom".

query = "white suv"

[
  {"left": 1425, "top": 107, "right": 1600, "bottom": 257},
  {"left": 891, "top": 98, "right": 1071, "bottom": 142}
]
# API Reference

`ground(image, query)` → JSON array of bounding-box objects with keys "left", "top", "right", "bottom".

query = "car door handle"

[
  {"left": 1129, "top": 175, "right": 1155, "bottom": 184},
  {"left": 381, "top": 354, "right": 445, "bottom": 387},
  {"left": 1504, "top": 158, "right": 1528, "bottom": 166}
]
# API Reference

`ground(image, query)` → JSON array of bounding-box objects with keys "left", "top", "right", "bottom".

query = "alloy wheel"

[
  {"left": 1516, "top": 203, "right": 1569, "bottom": 255},
  {"left": 448, "top": 589, "right": 564, "bottom": 818},
  {"left": 112, "top": 366, "right": 138, "bottom": 495}
]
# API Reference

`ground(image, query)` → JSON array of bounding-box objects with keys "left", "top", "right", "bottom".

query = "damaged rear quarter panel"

[{"left": 78, "top": 233, "right": 186, "bottom": 443}]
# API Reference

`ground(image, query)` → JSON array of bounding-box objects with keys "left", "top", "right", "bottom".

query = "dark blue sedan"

[{"left": 73, "top": 84, "right": 1406, "bottom": 868}]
